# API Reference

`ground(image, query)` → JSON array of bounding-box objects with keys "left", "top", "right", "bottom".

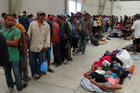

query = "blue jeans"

[
  {"left": 4, "top": 61, "right": 22, "bottom": 91},
  {"left": 78, "top": 35, "right": 87, "bottom": 54},
  {"left": 29, "top": 51, "right": 45, "bottom": 76},
  {"left": 45, "top": 46, "right": 52, "bottom": 61}
]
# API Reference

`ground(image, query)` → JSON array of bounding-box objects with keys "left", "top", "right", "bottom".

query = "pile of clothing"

[
  {"left": 80, "top": 49, "right": 135, "bottom": 93},
  {"left": 90, "top": 34, "right": 109, "bottom": 46}
]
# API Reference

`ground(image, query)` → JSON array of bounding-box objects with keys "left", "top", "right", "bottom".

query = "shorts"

[
  {"left": 133, "top": 38, "right": 140, "bottom": 45},
  {"left": 45, "top": 45, "right": 52, "bottom": 61}
]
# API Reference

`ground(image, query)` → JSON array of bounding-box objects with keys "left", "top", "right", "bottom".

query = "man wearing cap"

[
  {"left": 131, "top": 14, "right": 140, "bottom": 54},
  {"left": 28, "top": 11, "right": 50, "bottom": 79}
]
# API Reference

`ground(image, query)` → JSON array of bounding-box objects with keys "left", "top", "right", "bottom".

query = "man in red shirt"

[{"left": 50, "top": 16, "right": 62, "bottom": 66}]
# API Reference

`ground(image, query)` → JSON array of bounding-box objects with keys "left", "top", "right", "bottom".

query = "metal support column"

[
  {"left": 110, "top": 0, "right": 114, "bottom": 15},
  {"left": 64, "top": 0, "right": 68, "bottom": 14},
  {"left": 8, "top": 0, "right": 12, "bottom": 14},
  {"left": 98, "top": 0, "right": 107, "bottom": 15},
  {"left": 16, "top": 0, "right": 22, "bottom": 16}
]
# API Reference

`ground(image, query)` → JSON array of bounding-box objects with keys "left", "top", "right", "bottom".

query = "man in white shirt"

[
  {"left": 131, "top": 14, "right": 140, "bottom": 54},
  {"left": 28, "top": 11, "right": 50, "bottom": 79}
]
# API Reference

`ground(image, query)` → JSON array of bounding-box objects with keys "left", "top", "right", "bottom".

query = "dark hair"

[
  {"left": 1, "top": 12, "right": 6, "bottom": 18},
  {"left": 23, "top": 11, "right": 27, "bottom": 14},
  {"left": 84, "top": 13, "right": 90, "bottom": 16},
  {"left": 12, "top": 13, "right": 17, "bottom": 18},
  {"left": 135, "top": 14, "right": 140, "bottom": 19},
  {"left": 48, "top": 14, "right": 51, "bottom": 17},
  {"left": 5, "top": 14, "right": 14, "bottom": 19},
  {"left": 57, "top": 15, "right": 63, "bottom": 20}
]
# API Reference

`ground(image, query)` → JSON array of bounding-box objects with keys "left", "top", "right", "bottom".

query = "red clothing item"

[
  {"left": 97, "top": 38, "right": 106, "bottom": 42},
  {"left": 53, "top": 22, "right": 60, "bottom": 43},
  {"left": 93, "top": 56, "right": 112, "bottom": 67}
]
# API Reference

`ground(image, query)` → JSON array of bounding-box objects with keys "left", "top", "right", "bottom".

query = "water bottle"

[
  {"left": 127, "top": 73, "right": 131, "bottom": 85},
  {"left": 128, "top": 73, "right": 131, "bottom": 80}
]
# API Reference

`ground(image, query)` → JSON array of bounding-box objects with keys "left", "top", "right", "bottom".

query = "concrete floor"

[{"left": 0, "top": 38, "right": 140, "bottom": 93}]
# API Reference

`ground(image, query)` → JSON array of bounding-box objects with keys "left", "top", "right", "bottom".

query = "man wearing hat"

[
  {"left": 131, "top": 14, "right": 140, "bottom": 54},
  {"left": 28, "top": 11, "right": 50, "bottom": 79}
]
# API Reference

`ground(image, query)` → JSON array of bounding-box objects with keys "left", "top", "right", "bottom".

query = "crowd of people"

[{"left": 0, "top": 10, "right": 140, "bottom": 93}]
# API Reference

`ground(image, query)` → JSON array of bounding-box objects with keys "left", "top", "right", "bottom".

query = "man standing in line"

[
  {"left": 78, "top": 13, "right": 91, "bottom": 54},
  {"left": 13, "top": 17, "right": 30, "bottom": 88},
  {"left": 28, "top": 11, "right": 50, "bottom": 79},
  {"left": 131, "top": 14, "right": 140, "bottom": 54},
  {"left": 0, "top": 15, "right": 22, "bottom": 93}
]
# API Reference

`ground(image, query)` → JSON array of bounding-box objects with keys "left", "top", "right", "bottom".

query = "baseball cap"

[{"left": 38, "top": 11, "right": 46, "bottom": 16}]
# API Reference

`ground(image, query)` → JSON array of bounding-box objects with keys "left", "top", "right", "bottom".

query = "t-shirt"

[
  {"left": 0, "top": 25, "right": 21, "bottom": 61},
  {"left": 71, "top": 23, "right": 80, "bottom": 38},
  {"left": 131, "top": 19, "right": 140, "bottom": 38},
  {"left": 47, "top": 20, "right": 53, "bottom": 40},
  {"left": 53, "top": 22, "right": 60, "bottom": 43},
  {"left": 62, "top": 21, "right": 71, "bottom": 39},
  {"left": 15, "top": 23, "right": 26, "bottom": 33},
  {"left": 93, "top": 20, "right": 98, "bottom": 27},
  {"left": 81, "top": 19, "right": 91, "bottom": 35}
]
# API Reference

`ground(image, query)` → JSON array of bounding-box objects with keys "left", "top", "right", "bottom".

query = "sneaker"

[
  {"left": 48, "top": 68, "right": 55, "bottom": 73},
  {"left": 18, "top": 91, "right": 22, "bottom": 93},
  {"left": 22, "top": 83, "right": 28, "bottom": 88},
  {"left": 23, "top": 77, "right": 31, "bottom": 82},
  {"left": 51, "top": 62, "right": 57, "bottom": 66},
  {"left": 42, "top": 71, "right": 47, "bottom": 75},
  {"left": 33, "top": 74, "right": 40, "bottom": 80},
  {"left": 7, "top": 88, "right": 14, "bottom": 93},
  {"left": 67, "top": 57, "right": 73, "bottom": 61}
]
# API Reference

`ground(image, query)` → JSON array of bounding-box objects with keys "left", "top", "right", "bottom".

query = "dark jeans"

[
  {"left": 53, "top": 42, "right": 62, "bottom": 65},
  {"left": 29, "top": 51, "right": 45, "bottom": 76},
  {"left": 4, "top": 61, "right": 23, "bottom": 91},
  {"left": 72, "top": 37, "right": 79, "bottom": 48},
  {"left": 60, "top": 39, "right": 69, "bottom": 62},
  {"left": 78, "top": 35, "right": 87, "bottom": 54}
]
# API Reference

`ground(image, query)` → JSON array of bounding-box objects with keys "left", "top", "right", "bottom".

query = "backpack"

[
  {"left": 0, "top": 32, "right": 9, "bottom": 66},
  {"left": 62, "top": 22, "right": 72, "bottom": 39},
  {"left": 59, "top": 26, "right": 64, "bottom": 39},
  {"left": 15, "top": 23, "right": 30, "bottom": 49}
]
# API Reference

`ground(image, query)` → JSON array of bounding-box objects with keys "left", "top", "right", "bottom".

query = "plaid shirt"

[{"left": 28, "top": 21, "right": 50, "bottom": 52}]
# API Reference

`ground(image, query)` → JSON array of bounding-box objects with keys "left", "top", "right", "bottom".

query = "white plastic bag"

[
  {"left": 116, "top": 49, "right": 133, "bottom": 68},
  {"left": 102, "top": 60, "right": 111, "bottom": 67}
]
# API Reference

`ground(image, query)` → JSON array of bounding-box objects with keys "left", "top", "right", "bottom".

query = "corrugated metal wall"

[
  {"left": 0, "top": 0, "right": 9, "bottom": 14},
  {"left": 113, "top": 1, "right": 140, "bottom": 16}
]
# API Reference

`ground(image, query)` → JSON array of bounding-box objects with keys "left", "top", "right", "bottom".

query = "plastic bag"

[
  {"left": 40, "top": 61, "right": 48, "bottom": 72},
  {"left": 116, "top": 49, "right": 133, "bottom": 68}
]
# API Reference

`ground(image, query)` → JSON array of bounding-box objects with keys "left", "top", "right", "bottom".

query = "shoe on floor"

[
  {"left": 18, "top": 91, "right": 22, "bottom": 93},
  {"left": 42, "top": 71, "right": 47, "bottom": 75},
  {"left": 48, "top": 68, "right": 55, "bottom": 73},
  {"left": 33, "top": 74, "right": 40, "bottom": 80},
  {"left": 22, "top": 83, "right": 28, "bottom": 88},
  {"left": 23, "top": 77, "right": 31, "bottom": 82},
  {"left": 7, "top": 87, "right": 14, "bottom": 93}
]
